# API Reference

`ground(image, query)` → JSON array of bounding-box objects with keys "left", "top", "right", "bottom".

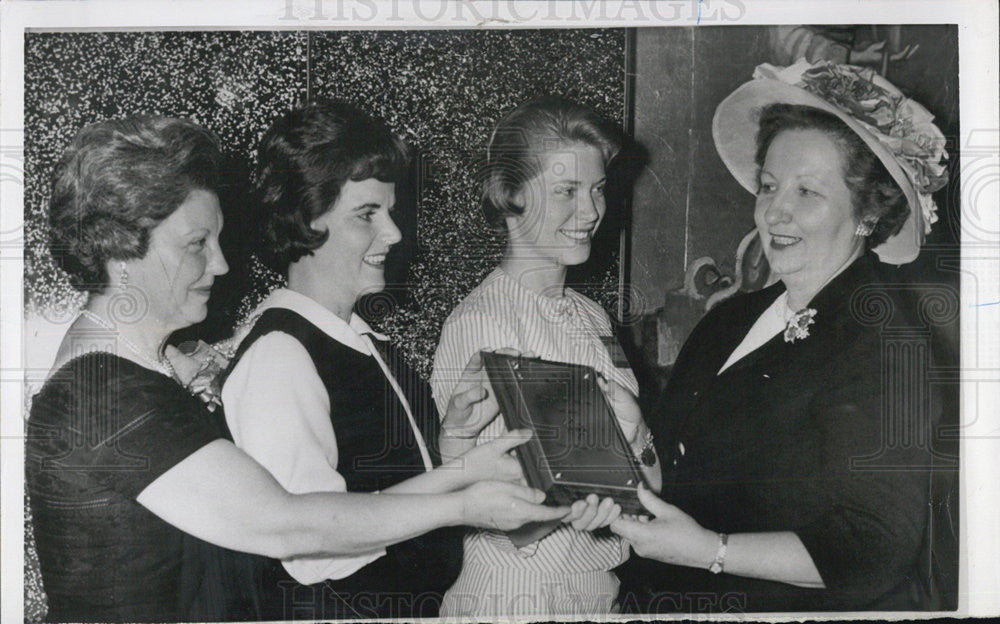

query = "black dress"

[
  {"left": 618, "top": 253, "right": 937, "bottom": 612},
  {"left": 221, "top": 308, "right": 464, "bottom": 621},
  {"left": 26, "top": 352, "right": 258, "bottom": 622}
]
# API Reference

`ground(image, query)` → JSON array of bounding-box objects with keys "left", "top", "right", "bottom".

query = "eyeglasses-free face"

[{"left": 755, "top": 128, "right": 864, "bottom": 301}]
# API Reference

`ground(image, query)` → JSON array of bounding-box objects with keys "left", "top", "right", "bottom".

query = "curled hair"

[
  {"left": 481, "top": 96, "right": 622, "bottom": 231},
  {"left": 255, "top": 101, "right": 409, "bottom": 274},
  {"left": 754, "top": 104, "right": 909, "bottom": 248},
  {"left": 48, "top": 115, "right": 223, "bottom": 294}
]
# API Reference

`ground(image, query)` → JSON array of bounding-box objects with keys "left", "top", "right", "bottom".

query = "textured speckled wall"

[
  {"left": 24, "top": 29, "right": 626, "bottom": 375},
  {"left": 307, "top": 30, "right": 627, "bottom": 376},
  {"left": 24, "top": 31, "right": 309, "bottom": 319},
  {"left": 23, "top": 29, "right": 625, "bottom": 621}
]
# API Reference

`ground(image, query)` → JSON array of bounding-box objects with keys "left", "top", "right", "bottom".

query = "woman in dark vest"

[{"left": 220, "top": 101, "right": 567, "bottom": 620}]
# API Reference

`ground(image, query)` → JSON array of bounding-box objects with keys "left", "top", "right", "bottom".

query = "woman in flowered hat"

[{"left": 611, "top": 61, "right": 950, "bottom": 612}]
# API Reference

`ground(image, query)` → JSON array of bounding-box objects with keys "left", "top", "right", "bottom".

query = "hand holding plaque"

[{"left": 479, "top": 351, "right": 648, "bottom": 515}]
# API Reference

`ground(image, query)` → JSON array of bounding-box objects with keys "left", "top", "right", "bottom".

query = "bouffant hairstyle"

[
  {"left": 754, "top": 104, "right": 909, "bottom": 248},
  {"left": 48, "top": 115, "right": 223, "bottom": 294},
  {"left": 255, "top": 101, "right": 409, "bottom": 274},
  {"left": 481, "top": 96, "right": 622, "bottom": 231}
]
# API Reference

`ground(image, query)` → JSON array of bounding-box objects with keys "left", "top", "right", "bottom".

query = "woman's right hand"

[
  {"left": 459, "top": 481, "right": 568, "bottom": 531},
  {"left": 440, "top": 351, "right": 498, "bottom": 439},
  {"left": 444, "top": 428, "right": 529, "bottom": 487},
  {"left": 609, "top": 484, "right": 715, "bottom": 568}
]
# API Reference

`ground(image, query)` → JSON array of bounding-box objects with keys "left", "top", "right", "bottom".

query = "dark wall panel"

[
  {"left": 630, "top": 27, "right": 694, "bottom": 308},
  {"left": 685, "top": 26, "right": 768, "bottom": 275}
]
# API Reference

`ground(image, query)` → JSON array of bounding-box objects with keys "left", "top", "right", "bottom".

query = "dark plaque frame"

[{"left": 480, "top": 351, "right": 646, "bottom": 514}]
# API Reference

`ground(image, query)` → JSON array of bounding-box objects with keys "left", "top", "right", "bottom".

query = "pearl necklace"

[{"left": 78, "top": 310, "right": 178, "bottom": 380}]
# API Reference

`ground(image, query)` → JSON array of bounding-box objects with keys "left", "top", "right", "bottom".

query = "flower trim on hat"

[{"left": 753, "top": 60, "right": 949, "bottom": 235}]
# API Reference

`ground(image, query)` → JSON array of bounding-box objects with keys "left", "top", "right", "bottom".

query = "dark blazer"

[{"left": 618, "top": 252, "right": 938, "bottom": 613}]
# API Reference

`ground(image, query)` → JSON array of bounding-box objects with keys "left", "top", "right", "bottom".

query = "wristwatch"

[
  {"left": 708, "top": 532, "right": 728, "bottom": 574},
  {"left": 633, "top": 429, "right": 656, "bottom": 467}
]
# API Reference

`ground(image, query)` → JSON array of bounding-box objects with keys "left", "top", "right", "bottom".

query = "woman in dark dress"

[
  {"left": 26, "top": 114, "right": 568, "bottom": 623},
  {"left": 612, "top": 60, "right": 950, "bottom": 612}
]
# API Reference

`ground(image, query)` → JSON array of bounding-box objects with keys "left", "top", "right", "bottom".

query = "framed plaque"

[{"left": 480, "top": 351, "right": 646, "bottom": 514}]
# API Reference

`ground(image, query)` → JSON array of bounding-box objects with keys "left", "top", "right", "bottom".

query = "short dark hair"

[
  {"left": 481, "top": 96, "right": 622, "bottom": 231},
  {"left": 754, "top": 103, "right": 908, "bottom": 248},
  {"left": 255, "top": 101, "right": 409, "bottom": 274},
  {"left": 48, "top": 114, "right": 223, "bottom": 294}
]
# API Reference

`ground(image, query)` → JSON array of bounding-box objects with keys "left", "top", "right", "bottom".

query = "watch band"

[
  {"left": 708, "top": 532, "right": 728, "bottom": 574},
  {"left": 633, "top": 429, "right": 656, "bottom": 467}
]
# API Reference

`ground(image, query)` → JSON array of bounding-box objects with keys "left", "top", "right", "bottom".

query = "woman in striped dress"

[{"left": 430, "top": 96, "right": 662, "bottom": 617}]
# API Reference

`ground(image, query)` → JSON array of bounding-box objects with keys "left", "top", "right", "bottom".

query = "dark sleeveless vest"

[{"left": 221, "top": 308, "right": 463, "bottom": 620}]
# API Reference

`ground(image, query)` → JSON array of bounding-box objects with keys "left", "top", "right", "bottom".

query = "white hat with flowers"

[{"left": 713, "top": 60, "right": 950, "bottom": 265}]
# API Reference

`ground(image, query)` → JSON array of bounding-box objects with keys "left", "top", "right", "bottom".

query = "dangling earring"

[
  {"left": 118, "top": 261, "right": 129, "bottom": 291},
  {"left": 856, "top": 218, "right": 877, "bottom": 237}
]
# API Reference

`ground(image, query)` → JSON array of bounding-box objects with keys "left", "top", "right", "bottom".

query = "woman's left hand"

[
  {"left": 598, "top": 376, "right": 662, "bottom": 490},
  {"left": 610, "top": 485, "right": 717, "bottom": 568},
  {"left": 597, "top": 376, "right": 644, "bottom": 445},
  {"left": 163, "top": 344, "right": 205, "bottom": 387},
  {"left": 562, "top": 494, "right": 622, "bottom": 532}
]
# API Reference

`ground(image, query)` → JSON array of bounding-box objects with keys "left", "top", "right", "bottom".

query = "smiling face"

[
  {"left": 506, "top": 142, "right": 607, "bottom": 270},
  {"left": 126, "top": 188, "right": 228, "bottom": 331},
  {"left": 755, "top": 129, "right": 864, "bottom": 302},
  {"left": 306, "top": 177, "right": 401, "bottom": 317}
]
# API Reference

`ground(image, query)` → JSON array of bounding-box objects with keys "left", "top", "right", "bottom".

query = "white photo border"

[{"left": 2, "top": 1, "right": 997, "bottom": 621}]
